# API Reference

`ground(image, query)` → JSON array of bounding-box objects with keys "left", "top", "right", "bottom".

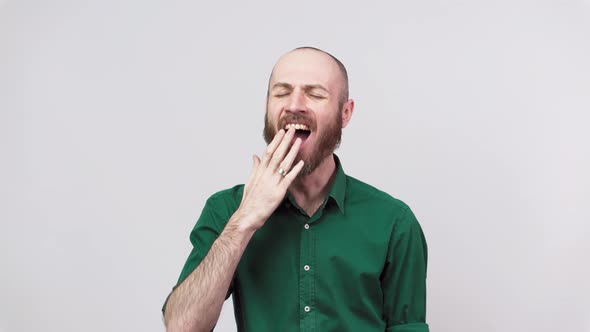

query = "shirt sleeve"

[
  {"left": 161, "top": 194, "right": 237, "bottom": 315},
  {"left": 382, "top": 206, "right": 430, "bottom": 332}
]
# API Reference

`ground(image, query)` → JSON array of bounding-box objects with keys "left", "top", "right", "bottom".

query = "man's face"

[{"left": 263, "top": 50, "right": 345, "bottom": 177}]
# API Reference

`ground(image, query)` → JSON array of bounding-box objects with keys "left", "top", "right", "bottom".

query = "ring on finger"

[{"left": 277, "top": 167, "right": 287, "bottom": 177}]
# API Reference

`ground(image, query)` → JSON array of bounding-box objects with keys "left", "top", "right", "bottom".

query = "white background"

[{"left": 1, "top": 0, "right": 589, "bottom": 331}]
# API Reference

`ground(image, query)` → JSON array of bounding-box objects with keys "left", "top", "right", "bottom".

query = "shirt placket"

[
  {"left": 288, "top": 196, "right": 329, "bottom": 332},
  {"left": 299, "top": 204, "right": 318, "bottom": 332},
  {"left": 299, "top": 214, "right": 316, "bottom": 332}
]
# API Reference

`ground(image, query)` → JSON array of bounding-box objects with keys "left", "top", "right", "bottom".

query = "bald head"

[{"left": 267, "top": 47, "right": 349, "bottom": 108}]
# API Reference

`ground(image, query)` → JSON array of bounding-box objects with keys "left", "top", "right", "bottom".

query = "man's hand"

[
  {"left": 164, "top": 127, "right": 304, "bottom": 331},
  {"left": 236, "top": 127, "right": 304, "bottom": 231}
]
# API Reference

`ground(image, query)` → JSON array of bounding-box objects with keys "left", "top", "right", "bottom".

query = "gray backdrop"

[{"left": 1, "top": 0, "right": 589, "bottom": 331}]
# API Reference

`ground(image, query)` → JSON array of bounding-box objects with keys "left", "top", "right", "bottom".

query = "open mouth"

[{"left": 284, "top": 123, "right": 312, "bottom": 141}]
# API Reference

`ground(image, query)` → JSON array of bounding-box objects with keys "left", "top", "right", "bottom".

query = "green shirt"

[{"left": 165, "top": 155, "right": 429, "bottom": 332}]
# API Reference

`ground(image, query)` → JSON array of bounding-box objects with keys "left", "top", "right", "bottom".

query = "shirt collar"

[
  {"left": 328, "top": 154, "right": 347, "bottom": 214},
  {"left": 283, "top": 154, "right": 347, "bottom": 214}
]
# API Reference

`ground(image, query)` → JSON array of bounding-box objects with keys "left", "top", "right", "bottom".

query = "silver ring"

[{"left": 277, "top": 167, "right": 287, "bottom": 176}]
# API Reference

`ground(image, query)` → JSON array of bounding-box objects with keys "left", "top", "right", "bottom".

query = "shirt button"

[
  {"left": 304, "top": 224, "right": 310, "bottom": 229},
  {"left": 304, "top": 306, "right": 311, "bottom": 312},
  {"left": 304, "top": 265, "right": 310, "bottom": 271}
]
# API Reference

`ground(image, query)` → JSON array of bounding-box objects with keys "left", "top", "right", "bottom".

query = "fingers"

[
  {"left": 251, "top": 127, "right": 301, "bottom": 190},
  {"left": 261, "top": 129, "right": 286, "bottom": 166},
  {"left": 281, "top": 159, "right": 305, "bottom": 188},
  {"left": 278, "top": 137, "right": 302, "bottom": 173},
  {"left": 268, "top": 127, "right": 296, "bottom": 169}
]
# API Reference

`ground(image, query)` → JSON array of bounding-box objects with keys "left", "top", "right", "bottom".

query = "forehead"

[{"left": 270, "top": 50, "right": 342, "bottom": 89}]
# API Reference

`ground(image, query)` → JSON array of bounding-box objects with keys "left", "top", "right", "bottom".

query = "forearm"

[{"left": 164, "top": 210, "right": 256, "bottom": 332}]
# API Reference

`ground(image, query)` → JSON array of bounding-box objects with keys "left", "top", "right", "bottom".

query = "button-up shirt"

[{"left": 164, "top": 155, "right": 429, "bottom": 332}]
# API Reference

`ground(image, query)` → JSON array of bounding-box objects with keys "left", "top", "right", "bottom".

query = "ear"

[{"left": 341, "top": 99, "right": 355, "bottom": 128}]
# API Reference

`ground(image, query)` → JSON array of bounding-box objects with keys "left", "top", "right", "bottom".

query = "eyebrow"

[{"left": 271, "top": 82, "right": 329, "bottom": 93}]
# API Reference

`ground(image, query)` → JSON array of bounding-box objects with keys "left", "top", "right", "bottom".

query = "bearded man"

[{"left": 162, "top": 47, "right": 430, "bottom": 332}]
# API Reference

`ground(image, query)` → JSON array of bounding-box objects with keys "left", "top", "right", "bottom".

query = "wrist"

[{"left": 229, "top": 208, "right": 262, "bottom": 234}]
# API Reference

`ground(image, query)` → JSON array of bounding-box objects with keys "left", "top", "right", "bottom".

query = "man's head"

[{"left": 263, "top": 47, "right": 354, "bottom": 177}]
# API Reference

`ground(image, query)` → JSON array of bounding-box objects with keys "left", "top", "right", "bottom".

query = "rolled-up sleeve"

[
  {"left": 382, "top": 207, "right": 430, "bottom": 332},
  {"left": 161, "top": 193, "right": 236, "bottom": 315}
]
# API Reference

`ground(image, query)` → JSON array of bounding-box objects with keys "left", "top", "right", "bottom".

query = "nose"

[{"left": 286, "top": 88, "right": 307, "bottom": 113}]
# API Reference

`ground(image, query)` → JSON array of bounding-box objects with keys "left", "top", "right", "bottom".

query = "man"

[{"left": 163, "top": 47, "right": 430, "bottom": 332}]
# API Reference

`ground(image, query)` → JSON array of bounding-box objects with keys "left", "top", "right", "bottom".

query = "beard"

[{"left": 263, "top": 108, "right": 342, "bottom": 177}]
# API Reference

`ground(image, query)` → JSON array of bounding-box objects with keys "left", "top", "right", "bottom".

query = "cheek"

[
  {"left": 266, "top": 101, "right": 281, "bottom": 116},
  {"left": 267, "top": 112, "right": 280, "bottom": 127}
]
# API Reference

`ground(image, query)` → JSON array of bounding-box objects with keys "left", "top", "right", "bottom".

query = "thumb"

[
  {"left": 252, "top": 154, "right": 261, "bottom": 168},
  {"left": 246, "top": 154, "right": 261, "bottom": 185}
]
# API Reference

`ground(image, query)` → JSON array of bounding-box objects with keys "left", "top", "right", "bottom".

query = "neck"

[{"left": 288, "top": 154, "right": 337, "bottom": 216}]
